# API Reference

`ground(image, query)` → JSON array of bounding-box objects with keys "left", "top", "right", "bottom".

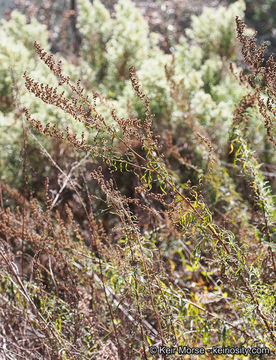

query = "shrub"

[{"left": 0, "top": 2, "right": 275, "bottom": 359}]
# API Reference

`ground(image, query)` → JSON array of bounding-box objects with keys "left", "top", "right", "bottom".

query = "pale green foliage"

[
  {"left": 1, "top": 1, "right": 276, "bottom": 356},
  {"left": 76, "top": 0, "right": 250, "bottom": 143},
  {"left": 201, "top": 56, "right": 223, "bottom": 90},
  {"left": 210, "top": 63, "right": 245, "bottom": 104},
  {"left": 105, "top": 0, "right": 152, "bottom": 86},
  {"left": 77, "top": 0, "right": 113, "bottom": 82},
  {"left": 119, "top": 52, "right": 172, "bottom": 120},
  {"left": 0, "top": 10, "right": 49, "bottom": 52},
  {"left": 190, "top": 90, "right": 220, "bottom": 126},
  {"left": 0, "top": 11, "right": 48, "bottom": 113},
  {"left": 171, "top": 2, "right": 250, "bottom": 139},
  {"left": 174, "top": 36, "right": 203, "bottom": 71},
  {"left": 78, "top": 0, "right": 112, "bottom": 42},
  {"left": 0, "top": 11, "right": 79, "bottom": 123},
  {"left": 0, "top": 0, "right": 271, "bottom": 183},
  {"left": 0, "top": 11, "right": 85, "bottom": 184},
  {"left": 186, "top": 0, "right": 246, "bottom": 58},
  {"left": 78, "top": 0, "right": 156, "bottom": 90}
]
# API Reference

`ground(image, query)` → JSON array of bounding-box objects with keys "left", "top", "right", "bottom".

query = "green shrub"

[{"left": 0, "top": 2, "right": 275, "bottom": 359}]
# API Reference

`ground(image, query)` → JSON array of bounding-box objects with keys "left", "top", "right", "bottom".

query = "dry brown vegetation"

[{"left": 0, "top": 5, "right": 275, "bottom": 359}]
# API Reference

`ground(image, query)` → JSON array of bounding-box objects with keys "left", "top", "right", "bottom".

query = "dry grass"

[{"left": 0, "top": 18, "right": 275, "bottom": 360}]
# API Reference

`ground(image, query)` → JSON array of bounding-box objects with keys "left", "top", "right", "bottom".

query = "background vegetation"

[{"left": 0, "top": 0, "right": 275, "bottom": 359}]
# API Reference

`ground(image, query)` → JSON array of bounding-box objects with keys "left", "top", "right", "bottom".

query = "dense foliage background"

[{"left": 0, "top": 0, "right": 275, "bottom": 359}]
